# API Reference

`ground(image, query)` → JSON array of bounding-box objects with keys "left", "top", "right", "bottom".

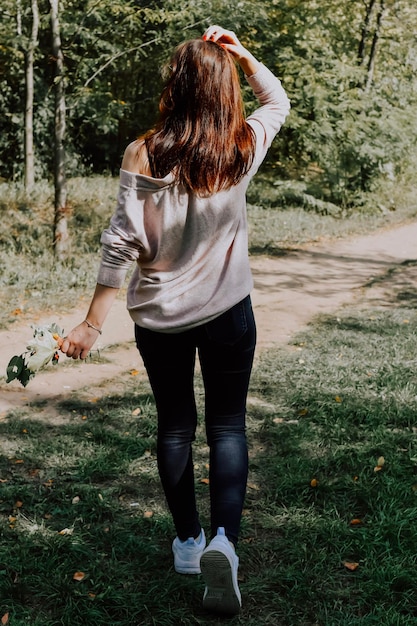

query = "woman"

[{"left": 61, "top": 25, "right": 290, "bottom": 615}]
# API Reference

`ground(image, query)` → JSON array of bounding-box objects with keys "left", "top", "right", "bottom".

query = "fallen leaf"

[
  {"left": 247, "top": 482, "right": 259, "bottom": 491},
  {"left": 310, "top": 478, "right": 319, "bottom": 488},
  {"left": 59, "top": 528, "right": 74, "bottom": 535},
  {"left": 14, "top": 459, "right": 24, "bottom": 464},
  {"left": 130, "top": 369, "right": 140, "bottom": 376},
  {"left": 200, "top": 478, "right": 210, "bottom": 485},
  {"left": 1, "top": 613, "right": 9, "bottom": 625},
  {"left": 377, "top": 456, "right": 385, "bottom": 467},
  {"left": 143, "top": 511, "right": 153, "bottom": 518},
  {"left": 73, "top": 571, "right": 86, "bottom": 582},
  {"left": 343, "top": 561, "right": 359, "bottom": 571},
  {"left": 81, "top": 415, "right": 87, "bottom": 420},
  {"left": 335, "top": 396, "right": 342, "bottom": 403},
  {"left": 298, "top": 408, "right": 309, "bottom": 416},
  {"left": 132, "top": 407, "right": 141, "bottom": 416},
  {"left": 72, "top": 496, "right": 80, "bottom": 504},
  {"left": 15, "top": 500, "right": 23, "bottom": 508},
  {"left": 374, "top": 465, "right": 383, "bottom": 472},
  {"left": 350, "top": 518, "right": 362, "bottom": 525}
]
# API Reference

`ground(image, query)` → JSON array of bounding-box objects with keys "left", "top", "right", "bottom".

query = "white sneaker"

[
  {"left": 200, "top": 527, "right": 241, "bottom": 615},
  {"left": 172, "top": 528, "right": 206, "bottom": 574}
]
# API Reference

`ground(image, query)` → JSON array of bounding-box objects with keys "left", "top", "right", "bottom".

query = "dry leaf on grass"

[
  {"left": 1, "top": 613, "right": 9, "bottom": 625},
  {"left": 374, "top": 457, "right": 385, "bottom": 472},
  {"left": 73, "top": 571, "right": 86, "bottom": 581},
  {"left": 343, "top": 561, "right": 359, "bottom": 571}
]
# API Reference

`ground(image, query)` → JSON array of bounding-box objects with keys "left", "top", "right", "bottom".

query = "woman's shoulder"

[{"left": 121, "top": 139, "right": 152, "bottom": 176}]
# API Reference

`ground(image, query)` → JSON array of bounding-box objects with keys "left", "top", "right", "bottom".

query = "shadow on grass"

[{"left": 1, "top": 307, "right": 417, "bottom": 624}]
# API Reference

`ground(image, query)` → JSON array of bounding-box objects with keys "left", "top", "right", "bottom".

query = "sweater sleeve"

[
  {"left": 245, "top": 64, "right": 291, "bottom": 170},
  {"left": 96, "top": 174, "right": 143, "bottom": 288}
]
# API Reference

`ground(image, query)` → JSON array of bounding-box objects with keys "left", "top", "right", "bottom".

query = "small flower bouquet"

[{"left": 6, "top": 323, "right": 64, "bottom": 387}]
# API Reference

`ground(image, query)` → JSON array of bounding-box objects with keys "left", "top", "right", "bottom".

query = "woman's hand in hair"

[{"left": 202, "top": 25, "right": 260, "bottom": 76}]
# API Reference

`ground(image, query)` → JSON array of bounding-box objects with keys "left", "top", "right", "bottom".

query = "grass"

[
  {"left": 1, "top": 302, "right": 417, "bottom": 624},
  {"left": 1, "top": 172, "right": 417, "bottom": 623}
]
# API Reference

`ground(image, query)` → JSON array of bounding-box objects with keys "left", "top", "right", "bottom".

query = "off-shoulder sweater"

[{"left": 97, "top": 63, "right": 290, "bottom": 332}]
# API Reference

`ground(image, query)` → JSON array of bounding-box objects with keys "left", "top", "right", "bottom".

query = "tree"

[
  {"left": 1, "top": 0, "right": 417, "bottom": 214},
  {"left": 22, "top": 0, "right": 39, "bottom": 192},
  {"left": 50, "top": 0, "right": 69, "bottom": 259},
  {"left": 357, "top": 0, "right": 387, "bottom": 91}
]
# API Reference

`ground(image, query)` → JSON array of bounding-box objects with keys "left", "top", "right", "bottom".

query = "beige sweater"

[{"left": 97, "top": 63, "right": 290, "bottom": 332}]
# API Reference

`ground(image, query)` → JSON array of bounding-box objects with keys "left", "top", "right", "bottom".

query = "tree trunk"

[
  {"left": 358, "top": 0, "right": 377, "bottom": 65},
  {"left": 365, "top": 0, "right": 386, "bottom": 92},
  {"left": 50, "top": 0, "right": 70, "bottom": 259},
  {"left": 24, "top": 0, "right": 39, "bottom": 193}
]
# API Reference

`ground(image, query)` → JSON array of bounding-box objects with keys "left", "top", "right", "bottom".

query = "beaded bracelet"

[{"left": 84, "top": 319, "right": 102, "bottom": 335}]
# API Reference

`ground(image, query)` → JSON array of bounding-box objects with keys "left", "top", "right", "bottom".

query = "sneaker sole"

[
  {"left": 200, "top": 549, "right": 241, "bottom": 615},
  {"left": 174, "top": 564, "right": 201, "bottom": 575}
]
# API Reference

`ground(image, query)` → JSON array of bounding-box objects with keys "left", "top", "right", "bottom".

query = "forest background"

[{"left": 1, "top": 0, "right": 416, "bottom": 237}]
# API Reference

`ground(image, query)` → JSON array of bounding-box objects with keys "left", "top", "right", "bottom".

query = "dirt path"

[{"left": 1, "top": 220, "right": 417, "bottom": 415}]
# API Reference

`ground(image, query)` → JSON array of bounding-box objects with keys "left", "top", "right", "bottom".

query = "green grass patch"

[{"left": 1, "top": 305, "right": 417, "bottom": 624}]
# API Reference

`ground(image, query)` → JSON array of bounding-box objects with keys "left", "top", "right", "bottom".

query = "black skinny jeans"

[{"left": 135, "top": 295, "right": 256, "bottom": 546}]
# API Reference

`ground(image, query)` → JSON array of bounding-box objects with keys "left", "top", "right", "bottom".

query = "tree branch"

[{"left": 83, "top": 18, "right": 210, "bottom": 88}]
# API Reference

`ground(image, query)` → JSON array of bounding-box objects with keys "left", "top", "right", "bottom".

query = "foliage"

[{"left": 1, "top": 0, "right": 417, "bottom": 205}]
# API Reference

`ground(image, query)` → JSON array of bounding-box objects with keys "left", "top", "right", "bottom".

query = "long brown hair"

[{"left": 143, "top": 38, "right": 255, "bottom": 196}]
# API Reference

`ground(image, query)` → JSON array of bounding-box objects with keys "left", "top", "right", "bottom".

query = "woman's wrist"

[
  {"left": 237, "top": 52, "right": 260, "bottom": 76},
  {"left": 83, "top": 319, "right": 102, "bottom": 335}
]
